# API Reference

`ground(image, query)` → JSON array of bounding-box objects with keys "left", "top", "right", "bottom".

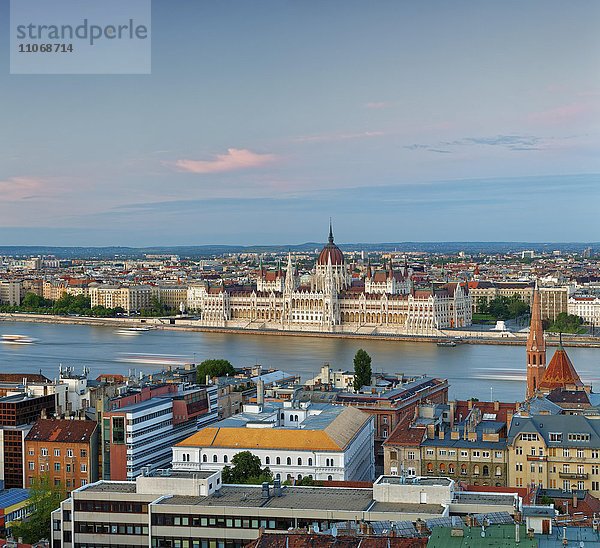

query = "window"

[
  {"left": 482, "top": 451, "right": 490, "bottom": 458},
  {"left": 276, "top": 457, "right": 281, "bottom": 465},
  {"left": 577, "top": 465, "right": 585, "bottom": 475},
  {"left": 223, "top": 455, "right": 228, "bottom": 463},
  {"left": 265, "top": 456, "right": 270, "bottom": 465},
  {"left": 592, "top": 465, "right": 599, "bottom": 475},
  {"left": 54, "top": 448, "right": 60, "bottom": 457},
  {"left": 213, "top": 455, "right": 218, "bottom": 463},
  {"left": 515, "top": 463, "right": 523, "bottom": 472},
  {"left": 577, "top": 449, "right": 585, "bottom": 459},
  {"left": 81, "top": 479, "right": 87, "bottom": 486},
  {"left": 448, "top": 464, "right": 455, "bottom": 474},
  {"left": 516, "top": 446, "right": 523, "bottom": 455},
  {"left": 549, "top": 433, "right": 563, "bottom": 442},
  {"left": 41, "top": 448, "right": 48, "bottom": 456},
  {"left": 439, "top": 449, "right": 447, "bottom": 456},
  {"left": 592, "top": 481, "right": 600, "bottom": 491},
  {"left": 530, "top": 447, "right": 536, "bottom": 456},
  {"left": 473, "top": 451, "right": 480, "bottom": 458},
  {"left": 28, "top": 449, "right": 34, "bottom": 456},
  {"left": 592, "top": 450, "right": 599, "bottom": 459},
  {"left": 461, "top": 450, "right": 468, "bottom": 458},
  {"left": 297, "top": 457, "right": 302, "bottom": 465},
  {"left": 578, "top": 481, "right": 585, "bottom": 490},
  {"left": 495, "top": 466, "right": 502, "bottom": 476},
  {"left": 80, "top": 449, "right": 87, "bottom": 458},
  {"left": 112, "top": 417, "right": 125, "bottom": 444},
  {"left": 520, "top": 433, "right": 538, "bottom": 441},
  {"left": 28, "top": 461, "right": 34, "bottom": 470},
  {"left": 202, "top": 454, "right": 207, "bottom": 462},
  {"left": 286, "top": 457, "right": 291, "bottom": 465},
  {"left": 494, "top": 451, "right": 503, "bottom": 459},
  {"left": 80, "top": 463, "right": 87, "bottom": 473},
  {"left": 473, "top": 465, "right": 480, "bottom": 475},
  {"left": 426, "top": 449, "right": 434, "bottom": 456},
  {"left": 461, "top": 464, "right": 467, "bottom": 475},
  {"left": 67, "top": 449, "right": 73, "bottom": 458},
  {"left": 407, "top": 451, "right": 415, "bottom": 460},
  {"left": 563, "top": 448, "right": 570, "bottom": 458},
  {"left": 54, "top": 462, "right": 61, "bottom": 471},
  {"left": 308, "top": 458, "right": 313, "bottom": 466}
]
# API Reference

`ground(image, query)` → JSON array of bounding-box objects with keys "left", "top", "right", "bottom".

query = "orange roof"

[
  {"left": 539, "top": 347, "right": 584, "bottom": 391},
  {"left": 177, "top": 426, "right": 342, "bottom": 451}
]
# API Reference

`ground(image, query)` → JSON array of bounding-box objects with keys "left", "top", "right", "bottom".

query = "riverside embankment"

[{"left": 1, "top": 312, "right": 599, "bottom": 347}]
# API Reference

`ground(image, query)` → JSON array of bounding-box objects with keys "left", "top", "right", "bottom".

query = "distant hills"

[{"left": 0, "top": 242, "right": 597, "bottom": 259}]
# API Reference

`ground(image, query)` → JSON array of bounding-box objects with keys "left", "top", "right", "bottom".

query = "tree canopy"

[
  {"left": 196, "top": 359, "right": 236, "bottom": 384},
  {"left": 10, "top": 475, "right": 65, "bottom": 544},
  {"left": 353, "top": 348, "right": 372, "bottom": 391},
  {"left": 221, "top": 451, "right": 272, "bottom": 484},
  {"left": 0, "top": 291, "right": 124, "bottom": 317},
  {"left": 481, "top": 295, "right": 529, "bottom": 320},
  {"left": 546, "top": 312, "right": 585, "bottom": 334}
]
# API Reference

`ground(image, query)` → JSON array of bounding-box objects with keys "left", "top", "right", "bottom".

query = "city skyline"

[{"left": 1, "top": 1, "right": 599, "bottom": 245}]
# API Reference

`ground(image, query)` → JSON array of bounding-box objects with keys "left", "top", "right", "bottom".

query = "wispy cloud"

[
  {"left": 170, "top": 148, "right": 277, "bottom": 174},
  {"left": 404, "top": 134, "right": 544, "bottom": 153},
  {"left": 365, "top": 101, "right": 394, "bottom": 109},
  {"left": 293, "top": 131, "right": 385, "bottom": 143},
  {"left": 528, "top": 102, "right": 594, "bottom": 125},
  {"left": 0, "top": 177, "right": 46, "bottom": 201}
]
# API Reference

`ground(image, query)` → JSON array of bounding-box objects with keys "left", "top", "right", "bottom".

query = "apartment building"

[
  {"left": 24, "top": 418, "right": 98, "bottom": 491},
  {"left": 0, "top": 392, "right": 56, "bottom": 488},
  {"left": 155, "top": 285, "right": 188, "bottom": 311},
  {"left": 568, "top": 295, "right": 600, "bottom": 326},
  {"left": 89, "top": 284, "right": 153, "bottom": 313},
  {"left": 102, "top": 384, "right": 217, "bottom": 480},
  {"left": 0, "top": 280, "right": 21, "bottom": 306},
  {"left": 507, "top": 414, "right": 600, "bottom": 495},
  {"left": 384, "top": 400, "right": 515, "bottom": 487}
]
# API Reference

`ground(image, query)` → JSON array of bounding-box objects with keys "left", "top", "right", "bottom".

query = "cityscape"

[{"left": 2, "top": 1, "right": 600, "bottom": 548}]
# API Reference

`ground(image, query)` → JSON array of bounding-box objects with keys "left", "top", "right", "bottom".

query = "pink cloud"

[
  {"left": 172, "top": 148, "right": 276, "bottom": 174},
  {"left": 528, "top": 102, "right": 595, "bottom": 125},
  {"left": 365, "top": 101, "right": 393, "bottom": 109},
  {"left": 0, "top": 176, "right": 45, "bottom": 201}
]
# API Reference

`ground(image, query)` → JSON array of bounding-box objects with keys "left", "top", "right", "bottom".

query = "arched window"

[
  {"left": 328, "top": 475, "right": 333, "bottom": 481},
  {"left": 297, "top": 458, "right": 302, "bottom": 466},
  {"left": 213, "top": 455, "right": 218, "bottom": 463},
  {"left": 495, "top": 466, "right": 502, "bottom": 476},
  {"left": 287, "top": 474, "right": 292, "bottom": 481},
  {"left": 265, "top": 456, "right": 270, "bottom": 465},
  {"left": 297, "top": 474, "right": 302, "bottom": 480},
  {"left": 202, "top": 454, "right": 207, "bottom": 463},
  {"left": 308, "top": 458, "right": 313, "bottom": 466},
  {"left": 483, "top": 465, "right": 489, "bottom": 477},
  {"left": 439, "top": 463, "right": 446, "bottom": 473},
  {"left": 276, "top": 473, "right": 281, "bottom": 480},
  {"left": 461, "top": 464, "right": 467, "bottom": 475},
  {"left": 448, "top": 464, "right": 455, "bottom": 474},
  {"left": 276, "top": 457, "right": 281, "bottom": 465},
  {"left": 286, "top": 457, "right": 292, "bottom": 465},
  {"left": 473, "top": 465, "right": 480, "bottom": 475},
  {"left": 223, "top": 455, "right": 228, "bottom": 464},
  {"left": 426, "top": 463, "right": 434, "bottom": 474}
]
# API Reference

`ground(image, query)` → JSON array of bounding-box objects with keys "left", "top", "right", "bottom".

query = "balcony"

[
  {"left": 558, "top": 472, "right": 588, "bottom": 480},
  {"left": 527, "top": 455, "right": 547, "bottom": 462}
]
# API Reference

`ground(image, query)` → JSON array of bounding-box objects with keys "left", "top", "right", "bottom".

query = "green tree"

[
  {"left": 10, "top": 475, "right": 65, "bottom": 543},
  {"left": 221, "top": 451, "right": 273, "bottom": 484},
  {"left": 196, "top": 359, "right": 236, "bottom": 384},
  {"left": 547, "top": 312, "right": 584, "bottom": 334},
  {"left": 21, "top": 292, "right": 52, "bottom": 310},
  {"left": 353, "top": 348, "right": 372, "bottom": 391}
]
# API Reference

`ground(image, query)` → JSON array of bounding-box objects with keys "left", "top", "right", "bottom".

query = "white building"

[
  {"left": 172, "top": 397, "right": 375, "bottom": 483},
  {"left": 568, "top": 295, "right": 600, "bottom": 327},
  {"left": 307, "top": 363, "right": 355, "bottom": 390}
]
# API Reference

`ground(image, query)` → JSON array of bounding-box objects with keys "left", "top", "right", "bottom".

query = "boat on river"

[{"left": 1, "top": 334, "right": 38, "bottom": 344}]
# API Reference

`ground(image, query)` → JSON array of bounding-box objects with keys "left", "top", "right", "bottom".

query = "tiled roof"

[
  {"left": 247, "top": 533, "right": 427, "bottom": 548},
  {"left": 25, "top": 418, "right": 97, "bottom": 443},
  {"left": 0, "top": 373, "right": 50, "bottom": 383},
  {"left": 384, "top": 419, "right": 425, "bottom": 447},
  {"left": 539, "top": 347, "right": 584, "bottom": 391}
]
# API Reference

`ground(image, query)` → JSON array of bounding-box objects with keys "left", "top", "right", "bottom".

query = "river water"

[{"left": 1, "top": 321, "right": 598, "bottom": 402}]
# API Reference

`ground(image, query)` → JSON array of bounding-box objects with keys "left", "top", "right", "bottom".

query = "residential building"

[
  {"left": 507, "top": 414, "right": 600, "bottom": 495},
  {"left": 173, "top": 396, "right": 375, "bottom": 482},
  {"left": 0, "top": 393, "right": 56, "bottom": 488},
  {"left": 89, "top": 284, "right": 153, "bottom": 313},
  {"left": 568, "top": 295, "right": 600, "bottom": 327},
  {"left": 0, "top": 280, "right": 21, "bottom": 306},
  {"left": 24, "top": 418, "right": 98, "bottom": 491}
]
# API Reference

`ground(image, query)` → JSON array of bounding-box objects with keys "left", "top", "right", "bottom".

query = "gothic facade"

[{"left": 188, "top": 228, "right": 472, "bottom": 335}]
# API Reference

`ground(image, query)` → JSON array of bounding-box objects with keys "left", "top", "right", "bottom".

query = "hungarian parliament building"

[{"left": 187, "top": 227, "right": 472, "bottom": 335}]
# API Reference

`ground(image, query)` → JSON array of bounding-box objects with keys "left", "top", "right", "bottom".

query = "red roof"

[
  {"left": 539, "top": 347, "right": 584, "bottom": 391},
  {"left": 247, "top": 534, "right": 427, "bottom": 548},
  {"left": 384, "top": 418, "right": 426, "bottom": 447},
  {"left": 25, "top": 418, "right": 97, "bottom": 443}
]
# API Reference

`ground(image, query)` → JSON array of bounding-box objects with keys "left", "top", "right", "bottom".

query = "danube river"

[{"left": 1, "top": 321, "right": 598, "bottom": 401}]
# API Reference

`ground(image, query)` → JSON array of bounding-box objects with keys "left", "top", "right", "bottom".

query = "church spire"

[
  {"left": 328, "top": 219, "right": 334, "bottom": 244},
  {"left": 526, "top": 281, "right": 546, "bottom": 398}
]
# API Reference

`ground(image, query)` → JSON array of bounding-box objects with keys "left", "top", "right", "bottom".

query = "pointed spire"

[
  {"left": 526, "top": 280, "right": 546, "bottom": 399},
  {"left": 366, "top": 258, "right": 372, "bottom": 279},
  {"left": 328, "top": 219, "right": 334, "bottom": 244}
]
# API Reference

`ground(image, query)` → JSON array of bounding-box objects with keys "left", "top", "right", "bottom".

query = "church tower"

[{"left": 526, "top": 282, "right": 546, "bottom": 398}]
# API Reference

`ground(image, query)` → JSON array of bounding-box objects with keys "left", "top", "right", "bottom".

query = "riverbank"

[{"left": 2, "top": 312, "right": 600, "bottom": 347}]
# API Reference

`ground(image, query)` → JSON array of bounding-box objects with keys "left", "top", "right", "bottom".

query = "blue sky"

[{"left": 1, "top": 0, "right": 599, "bottom": 245}]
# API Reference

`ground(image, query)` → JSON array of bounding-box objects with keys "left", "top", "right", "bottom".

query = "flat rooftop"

[{"left": 376, "top": 476, "right": 453, "bottom": 487}]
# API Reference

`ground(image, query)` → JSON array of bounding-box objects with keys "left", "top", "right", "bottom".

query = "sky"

[{"left": 1, "top": 0, "right": 600, "bottom": 246}]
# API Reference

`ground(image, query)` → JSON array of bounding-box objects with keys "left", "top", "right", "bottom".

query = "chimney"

[
  {"left": 273, "top": 478, "right": 282, "bottom": 497},
  {"left": 573, "top": 492, "right": 578, "bottom": 509},
  {"left": 40, "top": 407, "right": 47, "bottom": 419},
  {"left": 449, "top": 401, "right": 456, "bottom": 428},
  {"left": 468, "top": 399, "right": 473, "bottom": 410},
  {"left": 257, "top": 379, "right": 264, "bottom": 406},
  {"left": 261, "top": 481, "right": 270, "bottom": 499},
  {"left": 494, "top": 400, "right": 500, "bottom": 411}
]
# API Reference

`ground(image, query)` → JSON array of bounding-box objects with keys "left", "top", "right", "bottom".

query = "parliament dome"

[{"left": 317, "top": 224, "right": 344, "bottom": 266}]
